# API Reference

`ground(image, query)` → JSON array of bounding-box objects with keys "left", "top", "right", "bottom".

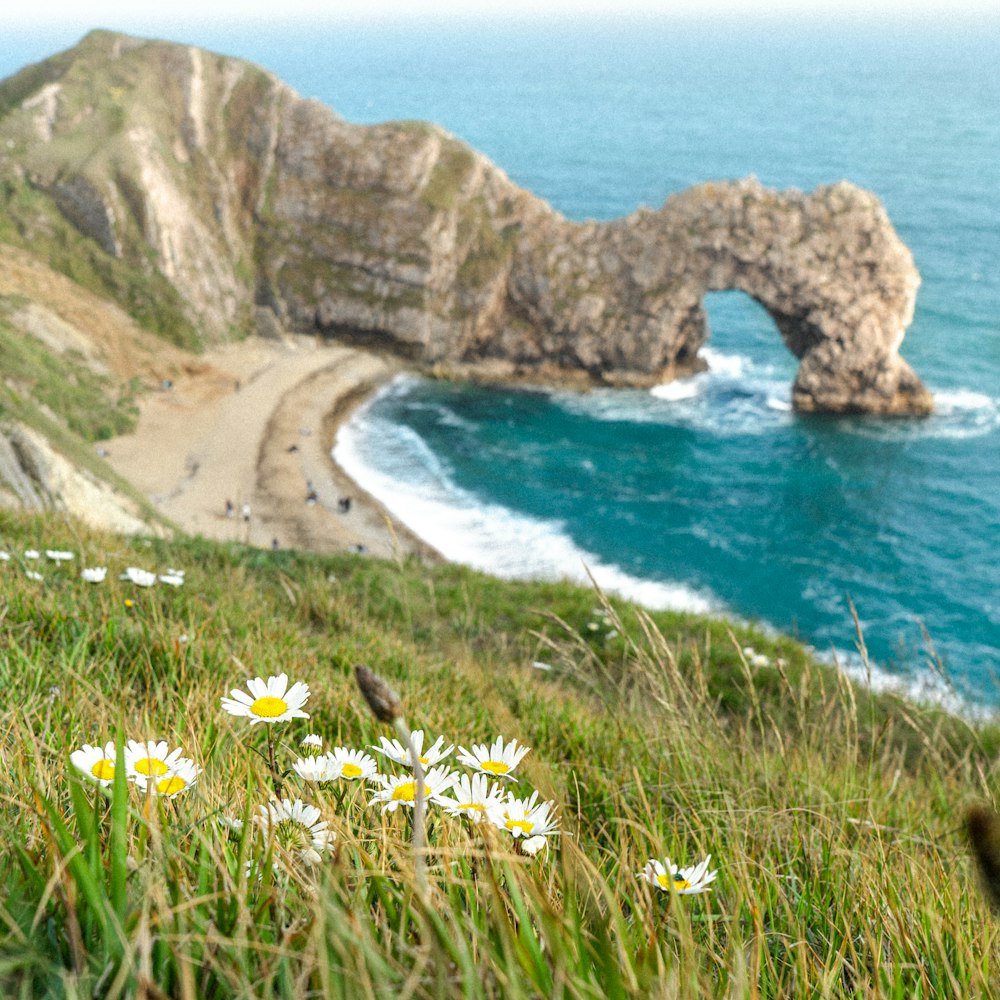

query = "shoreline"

[{"left": 105, "top": 336, "right": 442, "bottom": 564}]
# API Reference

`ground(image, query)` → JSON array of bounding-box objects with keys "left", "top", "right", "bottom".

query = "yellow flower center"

[
  {"left": 505, "top": 818, "right": 534, "bottom": 834},
  {"left": 419, "top": 755, "right": 429, "bottom": 765},
  {"left": 481, "top": 760, "right": 510, "bottom": 775},
  {"left": 156, "top": 776, "right": 187, "bottom": 795},
  {"left": 251, "top": 696, "right": 288, "bottom": 718},
  {"left": 392, "top": 781, "right": 418, "bottom": 802},
  {"left": 457, "top": 802, "right": 485, "bottom": 812},
  {"left": 341, "top": 762, "right": 363, "bottom": 778},
  {"left": 656, "top": 874, "right": 691, "bottom": 891},
  {"left": 91, "top": 759, "right": 115, "bottom": 780},
  {"left": 134, "top": 757, "right": 168, "bottom": 777},
  {"left": 124, "top": 599, "right": 134, "bottom": 608}
]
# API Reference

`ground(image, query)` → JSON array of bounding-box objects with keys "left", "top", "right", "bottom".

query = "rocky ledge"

[{"left": 0, "top": 30, "right": 931, "bottom": 415}]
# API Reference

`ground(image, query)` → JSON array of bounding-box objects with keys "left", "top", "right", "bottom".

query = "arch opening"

[{"left": 700, "top": 290, "right": 797, "bottom": 383}]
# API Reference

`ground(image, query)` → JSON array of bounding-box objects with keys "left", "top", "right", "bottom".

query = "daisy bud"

[{"left": 355, "top": 665, "right": 403, "bottom": 723}]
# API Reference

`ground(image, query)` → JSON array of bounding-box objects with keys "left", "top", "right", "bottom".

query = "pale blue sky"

[{"left": 4, "top": 0, "right": 998, "bottom": 22}]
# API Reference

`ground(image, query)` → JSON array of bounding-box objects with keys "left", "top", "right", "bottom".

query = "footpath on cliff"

[{"left": 104, "top": 335, "right": 437, "bottom": 562}]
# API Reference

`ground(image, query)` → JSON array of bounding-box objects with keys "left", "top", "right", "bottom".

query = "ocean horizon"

[{"left": 3, "top": 17, "right": 999, "bottom": 705}]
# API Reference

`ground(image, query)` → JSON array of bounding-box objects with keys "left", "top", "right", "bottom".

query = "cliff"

[{"left": 0, "top": 30, "right": 932, "bottom": 415}]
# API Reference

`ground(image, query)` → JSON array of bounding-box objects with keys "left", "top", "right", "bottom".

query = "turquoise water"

[{"left": 3, "top": 19, "right": 999, "bottom": 699}]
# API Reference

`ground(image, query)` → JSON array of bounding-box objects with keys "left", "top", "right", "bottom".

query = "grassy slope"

[{"left": 0, "top": 508, "right": 997, "bottom": 998}]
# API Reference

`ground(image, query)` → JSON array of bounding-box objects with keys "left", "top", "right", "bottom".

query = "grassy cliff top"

[{"left": 0, "top": 507, "right": 996, "bottom": 997}]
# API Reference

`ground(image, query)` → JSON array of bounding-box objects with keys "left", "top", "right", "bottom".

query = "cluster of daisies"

[
  {"left": 70, "top": 739, "right": 201, "bottom": 797},
  {"left": 0, "top": 547, "right": 184, "bottom": 587},
  {"left": 69, "top": 668, "right": 717, "bottom": 893},
  {"left": 219, "top": 673, "right": 562, "bottom": 861}
]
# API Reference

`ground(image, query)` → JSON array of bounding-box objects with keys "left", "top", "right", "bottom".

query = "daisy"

[
  {"left": 371, "top": 730, "right": 453, "bottom": 769},
  {"left": 121, "top": 567, "right": 156, "bottom": 587},
  {"left": 328, "top": 746, "right": 378, "bottom": 781},
  {"left": 146, "top": 758, "right": 201, "bottom": 797},
  {"left": 166, "top": 568, "right": 185, "bottom": 577},
  {"left": 456, "top": 736, "right": 530, "bottom": 781},
  {"left": 217, "top": 814, "right": 245, "bottom": 834},
  {"left": 440, "top": 772, "right": 506, "bottom": 822},
  {"left": 124, "top": 740, "right": 186, "bottom": 786},
  {"left": 292, "top": 754, "right": 338, "bottom": 783},
  {"left": 638, "top": 856, "right": 717, "bottom": 895},
  {"left": 490, "top": 790, "right": 560, "bottom": 841},
  {"left": 300, "top": 733, "right": 324, "bottom": 750},
  {"left": 220, "top": 673, "right": 310, "bottom": 725},
  {"left": 46, "top": 550, "right": 74, "bottom": 562},
  {"left": 520, "top": 835, "right": 550, "bottom": 857},
  {"left": 369, "top": 765, "right": 458, "bottom": 813},
  {"left": 81, "top": 567, "right": 107, "bottom": 583},
  {"left": 0, "top": 551, "right": 10, "bottom": 561},
  {"left": 25, "top": 570, "right": 43, "bottom": 582},
  {"left": 158, "top": 573, "right": 184, "bottom": 587},
  {"left": 70, "top": 741, "right": 118, "bottom": 785},
  {"left": 24, "top": 550, "right": 39, "bottom": 560},
  {"left": 256, "top": 798, "right": 334, "bottom": 865}
]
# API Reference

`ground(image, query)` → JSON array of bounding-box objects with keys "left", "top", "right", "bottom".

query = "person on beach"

[
  {"left": 242, "top": 502, "right": 251, "bottom": 524},
  {"left": 225, "top": 499, "right": 234, "bottom": 519}
]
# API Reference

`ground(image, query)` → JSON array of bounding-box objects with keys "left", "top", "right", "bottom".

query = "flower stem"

[
  {"left": 393, "top": 716, "right": 427, "bottom": 898},
  {"left": 266, "top": 725, "right": 284, "bottom": 798}
]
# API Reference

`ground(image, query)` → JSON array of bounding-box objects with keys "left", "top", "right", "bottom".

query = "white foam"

[
  {"left": 650, "top": 380, "right": 700, "bottom": 402},
  {"left": 934, "top": 388, "right": 995, "bottom": 412},
  {"left": 842, "top": 385, "right": 1000, "bottom": 442},
  {"left": 333, "top": 384, "right": 716, "bottom": 615},
  {"left": 700, "top": 346, "right": 748, "bottom": 378}
]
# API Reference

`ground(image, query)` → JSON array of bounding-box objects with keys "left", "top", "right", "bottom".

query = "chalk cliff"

[{"left": 0, "top": 30, "right": 932, "bottom": 415}]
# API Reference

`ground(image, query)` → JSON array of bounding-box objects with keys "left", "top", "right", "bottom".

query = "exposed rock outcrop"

[
  {"left": 0, "top": 423, "right": 160, "bottom": 535},
  {"left": 0, "top": 30, "right": 932, "bottom": 415}
]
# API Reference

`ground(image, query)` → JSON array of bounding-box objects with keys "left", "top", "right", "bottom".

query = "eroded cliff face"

[{"left": 0, "top": 30, "right": 932, "bottom": 415}]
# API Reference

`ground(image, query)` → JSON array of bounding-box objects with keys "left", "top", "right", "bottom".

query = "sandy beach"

[{"left": 105, "top": 335, "right": 439, "bottom": 562}]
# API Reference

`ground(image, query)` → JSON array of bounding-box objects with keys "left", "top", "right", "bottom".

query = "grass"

[
  {"left": 0, "top": 312, "right": 139, "bottom": 442},
  {"left": 0, "top": 507, "right": 998, "bottom": 998}
]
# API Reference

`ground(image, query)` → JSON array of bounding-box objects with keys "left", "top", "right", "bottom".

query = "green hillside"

[{"left": 0, "top": 508, "right": 996, "bottom": 998}]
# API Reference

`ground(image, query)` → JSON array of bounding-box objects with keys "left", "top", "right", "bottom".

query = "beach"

[{"left": 105, "top": 334, "right": 439, "bottom": 563}]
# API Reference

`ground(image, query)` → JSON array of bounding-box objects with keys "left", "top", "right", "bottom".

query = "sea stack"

[{"left": 0, "top": 30, "right": 932, "bottom": 415}]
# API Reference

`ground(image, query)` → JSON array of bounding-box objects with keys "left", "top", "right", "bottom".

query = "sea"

[{"left": 3, "top": 16, "right": 999, "bottom": 706}]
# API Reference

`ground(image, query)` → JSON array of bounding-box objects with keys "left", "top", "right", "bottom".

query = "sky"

[{"left": 3, "top": 0, "right": 998, "bottom": 23}]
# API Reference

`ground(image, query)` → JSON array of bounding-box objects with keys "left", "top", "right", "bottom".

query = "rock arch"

[{"left": 503, "top": 178, "right": 932, "bottom": 415}]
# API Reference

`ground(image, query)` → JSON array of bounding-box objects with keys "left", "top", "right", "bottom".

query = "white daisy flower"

[
  {"left": 328, "top": 746, "right": 378, "bottom": 781},
  {"left": 456, "top": 736, "right": 530, "bottom": 781},
  {"left": 166, "top": 568, "right": 185, "bottom": 577},
  {"left": 520, "top": 835, "right": 550, "bottom": 856},
  {"left": 369, "top": 765, "right": 458, "bottom": 813},
  {"left": 0, "top": 551, "right": 10, "bottom": 561},
  {"left": 371, "top": 730, "right": 453, "bottom": 769},
  {"left": 300, "top": 733, "right": 324, "bottom": 749},
  {"left": 123, "top": 740, "right": 186, "bottom": 786},
  {"left": 81, "top": 567, "right": 107, "bottom": 583},
  {"left": 638, "top": 855, "right": 717, "bottom": 895},
  {"left": 70, "top": 741, "right": 118, "bottom": 785},
  {"left": 220, "top": 673, "right": 310, "bottom": 725},
  {"left": 46, "top": 550, "right": 74, "bottom": 562},
  {"left": 158, "top": 573, "right": 184, "bottom": 587},
  {"left": 24, "top": 550, "right": 40, "bottom": 560},
  {"left": 292, "top": 754, "right": 338, "bottom": 783},
  {"left": 25, "top": 570, "right": 43, "bottom": 582},
  {"left": 217, "top": 814, "right": 245, "bottom": 834},
  {"left": 121, "top": 567, "right": 157, "bottom": 587},
  {"left": 440, "top": 772, "right": 506, "bottom": 822},
  {"left": 256, "top": 798, "right": 335, "bottom": 865},
  {"left": 490, "top": 790, "right": 560, "bottom": 840},
  {"left": 146, "top": 758, "right": 201, "bottom": 797}
]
